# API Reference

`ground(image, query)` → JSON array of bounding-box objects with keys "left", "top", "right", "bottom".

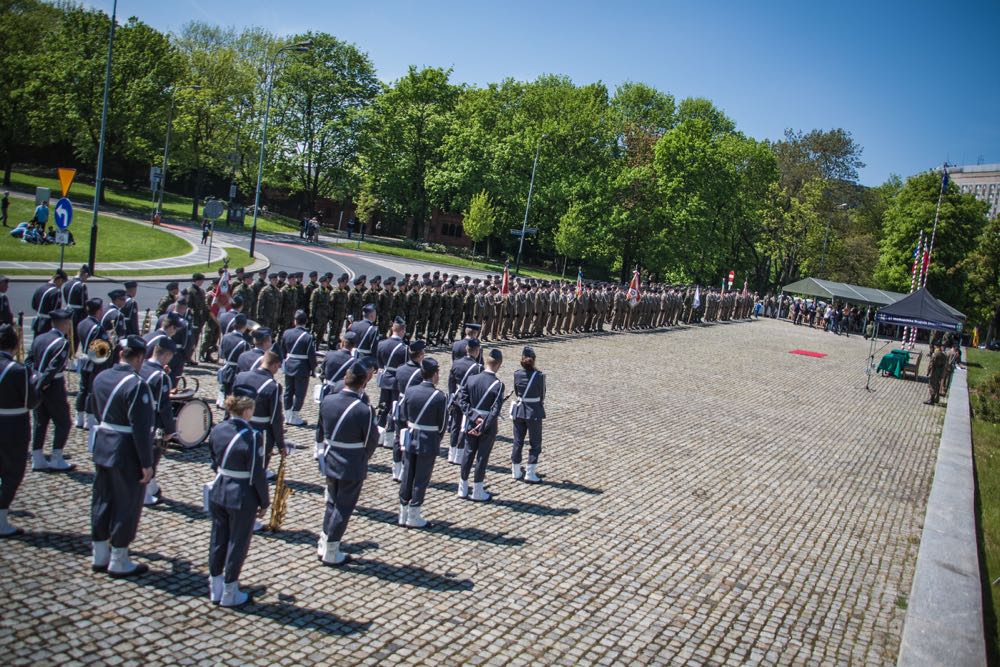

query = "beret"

[
  {"left": 268, "top": 273, "right": 278, "bottom": 279},
  {"left": 278, "top": 271, "right": 288, "bottom": 278},
  {"left": 123, "top": 281, "right": 137, "bottom": 289},
  {"left": 354, "top": 277, "right": 365, "bottom": 286},
  {"left": 192, "top": 272, "right": 205, "bottom": 281},
  {"left": 231, "top": 384, "right": 257, "bottom": 399},
  {"left": 319, "top": 274, "right": 331, "bottom": 282},
  {"left": 339, "top": 273, "right": 349, "bottom": 282},
  {"left": 308, "top": 270, "right": 318, "bottom": 277},
  {"left": 166, "top": 282, "right": 179, "bottom": 290}
]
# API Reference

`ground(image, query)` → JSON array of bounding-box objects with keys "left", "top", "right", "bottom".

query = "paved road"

[{"left": 0, "top": 319, "right": 940, "bottom": 664}]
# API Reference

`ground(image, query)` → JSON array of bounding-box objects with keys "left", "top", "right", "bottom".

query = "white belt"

[
  {"left": 53, "top": 373, "right": 65, "bottom": 379},
  {"left": 0, "top": 407, "right": 28, "bottom": 415},
  {"left": 98, "top": 421, "right": 133, "bottom": 433},
  {"left": 223, "top": 361, "right": 238, "bottom": 367},
  {"left": 250, "top": 415, "right": 271, "bottom": 424},
  {"left": 407, "top": 422, "right": 439, "bottom": 432},
  {"left": 324, "top": 439, "right": 365, "bottom": 450},
  {"left": 358, "top": 348, "right": 372, "bottom": 354},
  {"left": 472, "top": 408, "right": 490, "bottom": 416},
  {"left": 219, "top": 468, "right": 251, "bottom": 479},
  {"left": 36, "top": 313, "right": 51, "bottom": 319},
  {"left": 286, "top": 354, "right": 310, "bottom": 360},
  {"left": 518, "top": 397, "right": 540, "bottom": 403},
  {"left": 384, "top": 366, "right": 398, "bottom": 373},
  {"left": 68, "top": 305, "right": 83, "bottom": 310}
]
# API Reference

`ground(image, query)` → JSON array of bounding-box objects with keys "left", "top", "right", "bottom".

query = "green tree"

[
  {"left": 353, "top": 184, "right": 378, "bottom": 227},
  {"left": 963, "top": 215, "right": 1000, "bottom": 342},
  {"left": 462, "top": 190, "right": 496, "bottom": 254},
  {"left": 875, "top": 171, "right": 988, "bottom": 309}
]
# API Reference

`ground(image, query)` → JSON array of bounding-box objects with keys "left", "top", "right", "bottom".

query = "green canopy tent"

[{"left": 780, "top": 277, "right": 906, "bottom": 308}]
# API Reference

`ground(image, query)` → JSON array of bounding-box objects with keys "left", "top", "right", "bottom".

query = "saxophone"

[
  {"left": 266, "top": 450, "right": 292, "bottom": 531},
  {"left": 141, "top": 308, "right": 152, "bottom": 335}
]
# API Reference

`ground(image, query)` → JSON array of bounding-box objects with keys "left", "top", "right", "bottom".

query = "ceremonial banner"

[
  {"left": 693, "top": 285, "right": 701, "bottom": 310},
  {"left": 627, "top": 269, "right": 641, "bottom": 306},
  {"left": 211, "top": 269, "right": 230, "bottom": 317},
  {"left": 575, "top": 267, "right": 583, "bottom": 299},
  {"left": 501, "top": 262, "right": 511, "bottom": 296}
]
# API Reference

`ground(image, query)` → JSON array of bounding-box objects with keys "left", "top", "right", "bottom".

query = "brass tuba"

[{"left": 87, "top": 338, "right": 112, "bottom": 364}]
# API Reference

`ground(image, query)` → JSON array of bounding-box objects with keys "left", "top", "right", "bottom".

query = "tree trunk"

[
  {"left": 2, "top": 155, "right": 11, "bottom": 188},
  {"left": 191, "top": 166, "right": 204, "bottom": 221}
]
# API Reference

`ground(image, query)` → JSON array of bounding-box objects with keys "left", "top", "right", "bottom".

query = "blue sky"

[{"left": 95, "top": 0, "right": 999, "bottom": 185}]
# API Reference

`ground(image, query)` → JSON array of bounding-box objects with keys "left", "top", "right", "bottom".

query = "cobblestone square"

[{"left": 0, "top": 318, "right": 940, "bottom": 665}]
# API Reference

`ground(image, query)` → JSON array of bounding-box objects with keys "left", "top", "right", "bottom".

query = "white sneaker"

[
  {"left": 49, "top": 450, "right": 74, "bottom": 472},
  {"left": 220, "top": 581, "right": 250, "bottom": 607},
  {"left": 209, "top": 574, "right": 224, "bottom": 603},
  {"left": 320, "top": 540, "right": 348, "bottom": 566},
  {"left": 471, "top": 482, "right": 492, "bottom": 502},
  {"left": 457, "top": 479, "right": 469, "bottom": 499},
  {"left": 405, "top": 505, "right": 429, "bottom": 529},
  {"left": 287, "top": 411, "right": 305, "bottom": 426},
  {"left": 75, "top": 412, "right": 86, "bottom": 428},
  {"left": 397, "top": 504, "right": 408, "bottom": 527},
  {"left": 216, "top": 391, "right": 226, "bottom": 408},
  {"left": 91, "top": 540, "right": 110, "bottom": 572},
  {"left": 524, "top": 464, "right": 541, "bottom": 483},
  {"left": 108, "top": 547, "right": 148, "bottom": 578},
  {"left": 391, "top": 461, "right": 403, "bottom": 481},
  {"left": 511, "top": 463, "right": 523, "bottom": 480},
  {"left": 316, "top": 533, "right": 328, "bottom": 558},
  {"left": 31, "top": 450, "right": 50, "bottom": 472}
]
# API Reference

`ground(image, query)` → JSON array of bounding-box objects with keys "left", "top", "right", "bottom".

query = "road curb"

[{"left": 2, "top": 250, "right": 270, "bottom": 283}]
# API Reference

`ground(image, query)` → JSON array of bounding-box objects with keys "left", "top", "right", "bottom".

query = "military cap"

[
  {"left": 371, "top": 275, "right": 381, "bottom": 283},
  {"left": 404, "top": 273, "right": 411, "bottom": 279},
  {"left": 192, "top": 272, "right": 205, "bottom": 281},
  {"left": 166, "top": 281, "right": 179, "bottom": 291},
  {"left": 54, "top": 269, "right": 69, "bottom": 281},
  {"left": 231, "top": 384, "right": 257, "bottom": 399},
  {"left": 393, "top": 315, "right": 406, "bottom": 326},
  {"left": 319, "top": 274, "right": 331, "bottom": 283},
  {"left": 164, "top": 312, "right": 183, "bottom": 327},
  {"left": 464, "top": 322, "right": 482, "bottom": 331},
  {"left": 473, "top": 278, "right": 481, "bottom": 284},
  {"left": 233, "top": 313, "right": 248, "bottom": 328},
  {"left": 85, "top": 297, "right": 103, "bottom": 310},
  {"left": 463, "top": 275, "right": 470, "bottom": 281},
  {"left": 488, "top": 348, "right": 503, "bottom": 361},
  {"left": 308, "top": 270, "right": 318, "bottom": 278},
  {"left": 154, "top": 336, "right": 177, "bottom": 354},
  {"left": 408, "top": 339, "right": 426, "bottom": 353},
  {"left": 342, "top": 331, "right": 358, "bottom": 343},
  {"left": 338, "top": 273, "right": 349, "bottom": 283},
  {"left": 268, "top": 273, "right": 278, "bottom": 279},
  {"left": 358, "top": 274, "right": 367, "bottom": 282},
  {"left": 357, "top": 355, "right": 378, "bottom": 371},
  {"left": 121, "top": 335, "right": 147, "bottom": 353},
  {"left": 362, "top": 304, "right": 376, "bottom": 316},
  {"left": 251, "top": 327, "right": 271, "bottom": 341},
  {"left": 108, "top": 289, "right": 126, "bottom": 301},
  {"left": 123, "top": 280, "right": 137, "bottom": 289},
  {"left": 385, "top": 276, "right": 396, "bottom": 284},
  {"left": 422, "top": 272, "right": 431, "bottom": 278},
  {"left": 353, "top": 277, "right": 365, "bottom": 286},
  {"left": 421, "top": 357, "right": 439, "bottom": 374},
  {"left": 277, "top": 271, "right": 288, "bottom": 279},
  {"left": 522, "top": 346, "right": 536, "bottom": 358},
  {"left": 175, "top": 297, "right": 188, "bottom": 306},
  {"left": 50, "top": 308, "right": 72, "bottom": 321},
  {"left": 80, "top": 264, "right": 92, "bottom": 275},
  {"left": 467, "top": 337, "right": 481, "bottom": 349},
  {"left": 235, "top": 267, "right": 245, "bottom": 275},
  {"left": 232, "top": 295, "right": 244, "bottom": 307},
  {"left": 348, "top": 360, "right": 370, "bottom": 377}
]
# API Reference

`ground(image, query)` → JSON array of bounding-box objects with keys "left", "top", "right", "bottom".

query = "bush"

[{"left": 973, "top": 373, "right": 1000, "bottom": 424}]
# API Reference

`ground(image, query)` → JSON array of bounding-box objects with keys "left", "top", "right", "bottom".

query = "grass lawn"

[
  {"left": 349, "top": 240, "right": 565, "bottom": 281},
  {"left": 7, "top": 169, "right": 301, "bottom": 234},
  {"left": 0, "top": 198, "right": 190, "bottom": 263},
  {"left": 0, "top": 246, "right": 256, "bottom": 278},
  {"left": 967, "top": 347, "right": 1000, "bottom": 662}
]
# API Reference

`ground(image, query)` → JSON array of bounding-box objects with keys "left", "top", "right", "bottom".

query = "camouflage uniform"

[
  {"left": 329, "top": 281, "right": 349, "bottom": 341},
  {"left": 310, "top": 281, "right": 331, "bottom": 346},
  {"left": 256, "top": 281, "right": 280, "bottom": 333}
]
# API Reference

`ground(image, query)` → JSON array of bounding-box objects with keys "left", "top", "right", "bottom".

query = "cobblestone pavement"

[{"left": 0, "top": 319, "right": 941, "bottom": 665}]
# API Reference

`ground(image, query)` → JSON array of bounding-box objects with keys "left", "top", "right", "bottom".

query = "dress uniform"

[
  {"left": 0, "top": 277, "right": 13, "bottom": 326},
  {"left": 925, "top": 344, "right": 948, "bottom": 405},
  {"left": 375, "top": 318, "right": 409, "bottom": 434},
  {"left": 185, "top": 274, "right": 209, "bottom": 362},
  {"left": 121, "top": 281, "right": 140, "bottom": 336},
  {"left": 398, "top": 357, "right": 447, "bottom": 528},
  {"left": 237, "top": 328, "right": 272, "bottom": 373},
  {"left": 207, "top": 385, "right": 269, "bottom": 607},
  {"left": 218, "top": 300, "right": 244, "bottom": 336},
  {"left": 146, "top": 311, "right": 186, "bottom": 382},
  {"left": 447, "top": 340, "right": 482, "bottom": 464},
  {"left": 139, "top": 337, "right": 178, "bottom": 506},
  {"left": 0, "top": 326, "right": 42, "bottom": 536},
  {"left": 456, "top": 349, "right": 505, "bottom": 502},
  {"left": 329, "top": 274, "right": 350, "bottom": 341},
  {"left": 217, "top": 314, "right": 250, "bottom": 405},
  {"left": 234, "top": 361, "right": 286, "bottom": 474},
  {"left": 350, "top": 304, "right": 379, "bottom": 359},
  {"left": 322, "top": 331, "right": 361, "bottom": 389},
  {"left": 390, "top": 341, "right": 426, "bottom": 481},
  {"left": 510, "top": 347, "right": 546, "bottom": 483},
  {"left": 255, "top": 274, "right": 280, "bottom": 333},
  {"left": 29, "top": 308, "right": 74, "bottom": 472},
  {"left": 89, "top": 335, "right": 156, "bottom": 578},
  {"left": 379, "top": 279, "right": 396, "bottom": 338},
  {"left": 75, "top": 299, "right": 113, "bottom": 429},
  {"left": 62, "top": 266, "right": 90, "bottom": 340},
  {"left": 315, "top": 366, "right": 379, "bottom": 565},
  {"left": 281, "top": 311, "right": 316, "bottom": 426},
  {"left": 347, "top": 276, "right": 365, "bottom": 322},
  {"left": 451, "top": 323, "right": 483, "bottom": 363},
  {"left": 30, "top": 272, "right": 66, "bottom": 336}
]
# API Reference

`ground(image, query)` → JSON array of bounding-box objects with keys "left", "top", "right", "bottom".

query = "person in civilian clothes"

[
  {"left": 390, "top": 340, "right": 426, "bottom": 481},
  {"left": 0, "top": 276, "right": 13, "bottom": 325},
  {"left": 139, "top": 338, "right": 178, "bottom": 506},
  {"left": 0, "top": 325, "right": 42, "bottom": 536},
  {"left": 315, "top": 360, "right": 379, "bottom": 566},
  {"left": 375, "top": 317, "right": 409, "bottom": 440},
  {"left": 457, "top": 348, "right": 505, "bottom": 501},
  {"left": 446, "top": 339, "right": 481, "bottom": 464},
  {"left": 75, "top": 298, "right": 112, "bottom": 429},
  {"left": 216, "top": 314, "right": 250, "bottom": 407},
  {"left": 510, "top": 346, "right": 546, "bottom": 482},
  {"left": 234, "top": 350, "right": 286, "bottom": 490},
  {"left": 29, "top": 308, "right": 74, "bottom": 472},
  {"left": 89, "top": 335, "right": 155, "bottom": 578},
  {"left": 30, "top": 270, "right": 67, "bottom": 337},
  {"left": 206, "top": 385, "right": 269, "bottom": 607},
  {"left": 280, "top": 310, "right": 315, "bottom": 427},
  {"left": 121, "top": 281, "right": 140, "bottom": 336},
  {"left": 398, "top": 357, "right": 447, "bottom": 529},
  {"left": 237, "top": 328, "right": 272, "bottom": 373},
  {"left": 350, "top": 303, "right": 379, "bottom": 359},
  {"left": 63, "top": 264, "right": 90, "bottom": 343}
]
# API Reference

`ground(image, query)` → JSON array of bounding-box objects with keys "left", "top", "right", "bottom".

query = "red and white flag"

[
  {"left": 575, "top": 267, "right": 583, "bottom": 299},
  {"left": 741, "top": 279, "right": 748, "bottom": 298},
  {"left": 501, "top": 262, "right": 511, "bottom": 297},
  {"left": 211, "top": 268, "right": 231, "bottom": 318},
  {"left": 627, "top": 269, "right": 641, "bottom": 306}
]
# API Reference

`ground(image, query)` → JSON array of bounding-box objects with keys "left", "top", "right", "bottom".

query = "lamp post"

[
  {"left": 820, "top": 202, "right": 849, "bottom": 279},
  {"left": 87, "top": 0, "right": 117, "bottom": 274},
  {"left": 154, "top": 84, "right": 202, "bottom": 221},
  {"left": 514, "top": 133, "right": 546, "bottom": 277},
  {"left": 249, "top": 40, "right": 312, "bottom": 258}
]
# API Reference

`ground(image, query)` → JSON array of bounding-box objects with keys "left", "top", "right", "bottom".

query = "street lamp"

[
  {"left": 820, "top": 202, "right": 849, "bottom": 279},
  {"left": 249, "top": 39, "right": 313, "bottom": 258},
  {"left": 154, "top": 84, "right": 202, "bottom": 220},
  {"left": 87, "top": 0, "right": 117, "bottom": 274},
  {"left": 514, "top": 133, "right": 546, "bottom": 277}
]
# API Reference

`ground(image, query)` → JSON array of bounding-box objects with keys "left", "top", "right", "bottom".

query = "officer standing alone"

[{"left": 510, "top": 346, "right": 546, "bottom": 483}]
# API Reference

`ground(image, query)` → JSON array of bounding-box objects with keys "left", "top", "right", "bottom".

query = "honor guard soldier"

[
  {"left": 351, "top": 303, "right": 379, "bottom": 359},
  {"left": 218, "top": 295, "right": 245, "bottom": 336},
  {"left": 145, "top": 311, "right": 184, "bottom": 382},
  {"left": 103, "top": 289, "right": 128, "bottom": 339},
  {"left": 156, "top": 282, "right": 180, "bottom": 317},
  {"left": 29, "top": 308, "right": 74, "bottom": 472},
  {"left": 0, "top": 324, "right": 42, "bottom": 536},
  {"left": 0, "top": 276, "right": 13, "bottom": 325},
  {"left": 232, "top": 273, "right": 256, "bottom": 323},
  {"left": 375, "top": 316, "right": 408, "bottom": 438},
  {"left": 281, "top": 310, "right": 316, "bottom": 426},
  {"left": 315, "top": 359, "right": 379, "bottom": 566},
  {"left": 456, "top": 348, "right": 505, "bottom": 501},
  {"left": 75, "top": 298, "right": 112, "bottom": 429},
  {"left": 89, "top": 335, "right": 156, "bottom": 578},
  {"left": 234, "top": 350, "right": 286, "bottom": 483},
  {"left": 122, "top": 281, "right": 140, "bottom": 335},
  {"left": 31, "top": 269, "right": 67, "bottom": 336},
  {"left": 447, "top": 338, "right": 482, "bottom": 464},
  {"left": 378, "top": 277, "right": 396, "bottom": 338},
  {"left": 510, "top": 347, "right": 546, "bottom": 483},
  {"left": 397, "top": 356, "right": 447, "bottom": 528},
  {"left": 348, "top": 276, "right": 365, "bottom": 322},
  {"left": 162, "top": 298, "right": 193, "bottom": 380},
  {"left": 237, "top": 327, "right": 272, "bottom": 373},
  {"left": 206, "top": 385, "right": 269, "bottom": 607},
  {"left": 321, "top": 331, "right": 360, "bottom": 393},
  {"left": 217, "top": 314, "right": 250, "bottom": 407},
  {"left": 390, "top": 340, "right": 426, "bottom": 481},
  {"left": 63, "top": 264, "right": 90, "bottom": 337},
  {"left": 303, "top": 271, "right": 320, "bottom": 318},
  {"left": 452, "top": 322, "right": 483, "bottom": 363},
  {"left": 140, "top": 336, "right": 178, "bottom": 506}
]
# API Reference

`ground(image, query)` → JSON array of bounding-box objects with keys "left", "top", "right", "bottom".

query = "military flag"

[
  {"left": 693, "top": 285, "right": 701, "bottom": 310},
  {"left": 575, "top": 267, "right": 583, "bottom": 299},
  {"left": 211, "top": 268, "right": 230, "bottom": 318},
  {"left": 627, "top": 269, "right": 641, "bottom": 306},
  {"left": 501, "top": 262, "right": 511, "bottom": 296}
]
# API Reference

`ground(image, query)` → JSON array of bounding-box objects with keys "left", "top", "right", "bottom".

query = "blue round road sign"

[{"left": 54, "top": 197, "right": 73, "bottom": 230}]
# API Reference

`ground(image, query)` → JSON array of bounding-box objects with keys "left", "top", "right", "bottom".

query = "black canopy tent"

[{"left": 874, "top": 287, "right": 965, "bottom": 332}]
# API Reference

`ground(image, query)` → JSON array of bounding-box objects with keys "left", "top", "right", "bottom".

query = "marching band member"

[
  {"left": 446, "top": 338, "right": 481, "bottom": 464},
  {"left": 398, "top": 357, "right": 447, "bottom": 529},
  {"left": 139, "top": 337, "right": 178, "bottom": 506},
  {"left": 510, "top": 346, "right": 546, "bottom": 483},
  {"left": 217, "top": 295, "right": 245, "bottom": 337},
  {"left": 315, "top": 359, "right": 378, "bottom": 566},
  {"left": 144, "top": 312, "right": 183, "bottom": 380},
  {"left": 0, "top": 276, "right": 13, "bottom": 326},
  {"left": 30, "top": 269, "right": 66, "bottom": 337},
  {"left": 121, "top": 281, "right": 140, "bottom": 336},
  {"left": 206, "top": 384, "right": 268, "bottom": 607},
  {"left": 457, "top": 348, "right": 505, "bottom": 501},
  {"left": 75, "top": 298, "right": 111, "bottom": 429},
  {"left": 234, "top": 350, "right": 286, "bottom": 486},
  {"left": 375, "top": 316, "right": 408, "bottom": 440},
  {"left": 29, "top": 308, "right": 74, "bottom": 472},
  {"left": 0, "top": 324, "right": 41, "bottom": 536},
  {"left": 237, "top": 327, "right": 272, "bottom": 373},
  {"left": 280, "top": 310, "right": 315, "bottom": 427},
  {"left": 216, "top": 314, "right": 250, "bottom": 407},
  {"left": 390, "top": 340, "right": 426, "bottom": 481},
  {"left": 62, "top": 264, "right": 90, "bottom": 342},
  {"left": 350, "top": 303, "right": 379, "bottom": 360},
  {"left": 103, "top": 289, "right": 128, "bottom": 339},
  {"left": 162, "top": 297, "right": 192, "bottom": 380},
  {"left": 89, "top": 335, "right": 155, "bottom": 578}
]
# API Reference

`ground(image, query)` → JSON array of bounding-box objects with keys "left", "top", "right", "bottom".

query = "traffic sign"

[
  {"left": 54, "top": 197, "right": 73, "bottom": 230},
  {"left": 203, "top": 200, "right": 225, "bottom": 219},
  {"left": 229, "top": 183, "right": 237, "bottom": 200},
  {"left": 57, "top": 168, "right": 77, "bottom": 197},
  {"left": 55, "top": 230, "right": 70, "bottom": 245},
  {"left": 150, "top": 166, "right": 162, "bottom": 192}
]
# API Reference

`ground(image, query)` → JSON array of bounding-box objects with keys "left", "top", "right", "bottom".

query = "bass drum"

[{"left": 171, "top": 398, "right": 213, "bottom": 449}]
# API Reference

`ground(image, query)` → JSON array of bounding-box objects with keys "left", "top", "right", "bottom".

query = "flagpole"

[
  {"left": 904, "top": 231, "right": 923, "bottom": 349},
  {"left": 922, "top": 165, "right": 948, "bottom": 288}
]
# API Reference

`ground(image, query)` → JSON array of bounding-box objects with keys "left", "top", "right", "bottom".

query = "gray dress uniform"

[
  {"left": 139, "top": 358, "right": 176, "bottom": 480},
  {"left": 399, "top": 378, "right": 447, "bottom": 508},
  {"left": 217, "top": 331, "right": 250, "bottom": 396},
  {"left": 63, "top": 278, "right": 88, "bottom": 337},
  {"left": 121, "top": 294, "right": 140, "bottom": 336},
  {"left": 457, "top": 369, "right": 505, "bottom": 484},
  {"left": 391, "top": 360, "right": 424, "bottom": 469},
  {"left": 90, "top": 362, "right": 155, "bottom": 548},
  {"left": 510, "top": 367, "right": 546, "bottom": 466},
  {"left": 30, "top": 281, "right": 62, "bottom": 336},
  {"left": 375, "top": 335, "right": 409, "bottom": 429},
  {"left": 0, "top": 350, "right": 41, "bottom": 518},
  {"left": 237, "top": 346, "right": 266, "bottom": 373},
  {"left": 350, "top": 318, "right": 379, "bottom": 359},
  {"left": 451, "top": 336, "right": 483, "bottom": 363},
  {"left": 207, "top": 417, "right": 268, "bottom": 583},
  {"left": 280, "top": 325, "right": 316, "bottom": 413},
  {"left": 234, "top": 367, "right": 285, "bottom": 468},
  {"left": 76, "top": 314, "right": 112, "bottom": 419},
  {"left": 29, "top": 326, "right": 71, "bottom": 458},
  {"left": 447, "top": 354, "right": 481, "bottom": 455},
  {"left": 315, "top": 387, "right": 379, "bottom": 547},
  {"left": 321, "top": 346, "right": 360, "bottom": 396}
]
